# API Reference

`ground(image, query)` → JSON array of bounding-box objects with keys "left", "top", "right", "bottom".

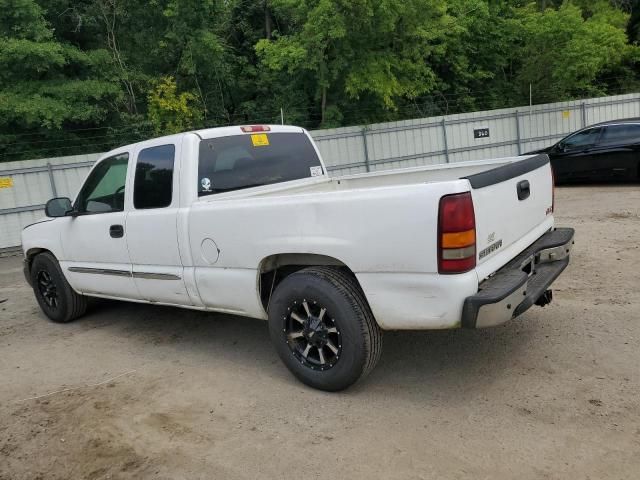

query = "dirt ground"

[{"left": 1, "top": 185, "right": 639, "bottom": 480}]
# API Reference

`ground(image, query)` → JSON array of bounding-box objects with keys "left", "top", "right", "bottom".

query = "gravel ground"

[{"left": 0, "top": 185, "right": 639, "bottom": 480}]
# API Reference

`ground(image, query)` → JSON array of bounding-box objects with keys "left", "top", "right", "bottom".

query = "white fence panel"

[{"left": 0, "top": 153, "right": 101, "bottom": 250}]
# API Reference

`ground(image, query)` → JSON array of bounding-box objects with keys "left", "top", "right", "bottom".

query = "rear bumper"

[{"left": 461, "top": 227, "right": 574, "bottom": 328}]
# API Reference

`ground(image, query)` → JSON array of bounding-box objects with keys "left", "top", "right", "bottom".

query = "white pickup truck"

[{"left": 22, "top": 125, "right": 574, "bottom": 391}]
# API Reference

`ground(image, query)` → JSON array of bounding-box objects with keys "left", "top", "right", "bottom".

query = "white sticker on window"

[{"left": 310, "top": 166, "right": 323, "bottom": 177}]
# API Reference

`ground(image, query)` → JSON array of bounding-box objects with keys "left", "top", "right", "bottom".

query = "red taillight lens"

[
  {"left": 241, "top": 125, "right": 271, "bottom": 133},
  {"left": 438, "top": 192, "right": 476, "bottom": 274}
]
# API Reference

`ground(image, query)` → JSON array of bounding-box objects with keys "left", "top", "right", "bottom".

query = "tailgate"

[{"left": 465, "top": 155, "right": 554, "bottom": 277}]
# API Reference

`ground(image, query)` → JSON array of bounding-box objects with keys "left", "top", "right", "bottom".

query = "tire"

[
  {"left": 268, "top": 266, "right": 382, "bottom": 391},
  {"left": 30, "top": 253, "right": 87, "bottom": 323}
]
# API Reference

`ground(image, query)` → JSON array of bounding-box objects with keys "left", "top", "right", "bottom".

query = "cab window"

[
  {"left": 75, "top": 154, "right": 129, "bottom": 214},
  {"left": 197, "top": 132, "right": 322, "bottom": 197},
  {"left": 133, "top": 144, "right": 175, "bottom": 209}
]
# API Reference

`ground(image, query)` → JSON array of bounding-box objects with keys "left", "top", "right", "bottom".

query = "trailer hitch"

[{"left": 535, "top": 289, "right": 553, "bottom": 307}]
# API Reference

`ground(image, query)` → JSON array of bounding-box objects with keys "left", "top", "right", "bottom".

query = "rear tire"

[
  {"left": 268, "top": 266, "right": 382, "bottom": 391},
  {"left": 30, "top": 253, "right": 87, "bottom": 323}
]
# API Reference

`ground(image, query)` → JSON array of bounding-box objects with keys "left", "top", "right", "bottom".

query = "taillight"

[
  {"left": 438, "top": 192, "right": 476, "bottom": 274},
  {"left": 551, "top": 165, "right": 555, "bottom": 213},
  {"left": 241, "top": 125, "right": 271, "bottom": 133}
]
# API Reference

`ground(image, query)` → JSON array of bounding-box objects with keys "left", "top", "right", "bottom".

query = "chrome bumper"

[{"left": 461, "top": 227, "right": 575, "bottom": 329}]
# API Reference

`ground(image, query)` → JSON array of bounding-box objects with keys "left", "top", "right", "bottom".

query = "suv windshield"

[{"left": 197, "top": 132, "right": 323, "bottom": 197}]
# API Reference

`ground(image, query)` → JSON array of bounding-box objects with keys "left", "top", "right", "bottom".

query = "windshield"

[{"left": 197, "top": 132, "right": 323, "bottom": 197}]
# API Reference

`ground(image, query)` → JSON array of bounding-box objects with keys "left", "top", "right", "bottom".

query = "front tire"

[
  {"left": 268, "top": 267, "right": 382, "bottom": 391},
  {"left": 30, "top": 253, "right": 87, "bottom": 323}
]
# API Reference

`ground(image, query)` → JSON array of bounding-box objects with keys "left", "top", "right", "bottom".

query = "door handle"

[
  {"left": 109, "top": 224, "right": 124, "bottom": 238},
  {"left": 517, "top": 180, "right": 530, "bottom": 200}
]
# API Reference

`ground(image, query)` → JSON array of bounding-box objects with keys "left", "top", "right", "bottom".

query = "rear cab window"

[{"left": 197, "top": 132, "right": 323, "bottom": 197}]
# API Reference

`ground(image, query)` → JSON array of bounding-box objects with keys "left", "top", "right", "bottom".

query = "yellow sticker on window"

[
  {"left": 251, "top": 133, "right": 270, "bottom": 147},
  {"left": 0, "top": 177, "right": 13, "bottom": 189}
]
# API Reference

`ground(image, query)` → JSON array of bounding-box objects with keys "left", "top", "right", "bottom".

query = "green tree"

[
  {"left": 256, "top": 0, "right": 450, "bottom": 127},
  {"left": 2, "top": 0, "right": 640, "bottom": 161},
  {"left": 0, "top": 0, "right": 123, "bottom": 160},
  {"left": 427, "top": 0, "right": 520, "bottom": 113},
  {"left": 629, "top": 0, "right": 640, "bottom": 43},
  {"left": 147, "top": 76, "right": 202, "bottom": 134},
  {"left": 515, "top": 3, "right": 640, "bottom": 102}
]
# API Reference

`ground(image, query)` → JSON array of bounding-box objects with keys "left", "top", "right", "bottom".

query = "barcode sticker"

[{"left": 310, "top": 166, "right": 323, "bottom": 177}]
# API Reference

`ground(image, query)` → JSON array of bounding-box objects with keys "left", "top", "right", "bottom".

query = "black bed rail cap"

[{"left": 462, "top": 154, "right": 550, "bottom": 189}]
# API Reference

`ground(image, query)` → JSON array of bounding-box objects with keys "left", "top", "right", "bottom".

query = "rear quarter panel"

[{"left": 186, "top": 180, "right": 476, "bottom": 325}]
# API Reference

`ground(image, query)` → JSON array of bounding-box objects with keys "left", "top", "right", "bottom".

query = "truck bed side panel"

[{"left": 187, "top": 181, "right": 475, "bottom": 325}]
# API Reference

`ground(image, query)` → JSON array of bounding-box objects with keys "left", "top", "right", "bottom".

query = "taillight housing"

[
  {"left": 241, "top": 125, "right": 271, "bottom": 133},
  {"left": 438, "top": 192, "right": 476, "bottom": 274},
  {"left": 551, "top": 165, "right": 555, "bottom": 213}
]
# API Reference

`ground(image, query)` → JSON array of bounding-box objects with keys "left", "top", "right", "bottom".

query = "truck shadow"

[
  {"left": 366, "top": 326, "right": 536, "bottom": 401},
  {"left": 86, "top": 298, "right": 537, "bottom": 403},
  {"left": 80, "top": 301, "right": 536, "bottom": 401}
]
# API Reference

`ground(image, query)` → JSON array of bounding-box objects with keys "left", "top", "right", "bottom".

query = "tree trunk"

[
  {"left": 98, "top": 0, "right": 137, "bottom": 115},
  {"left": 628, "top": 0, "right": 640, "bottom": 43},
  {"left": 321, "top": 86, "right": 327, "bottom": 125},
  {"left": 265, "top": 1, "right": 272, "bottom": 40}
]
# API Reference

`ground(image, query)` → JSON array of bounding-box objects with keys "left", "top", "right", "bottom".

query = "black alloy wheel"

[
  {"left": 36, "top": 270, "right": 59, "bottom": 309},
  {"left": 268, "top": 266, "right": 382, "bottom": 391},
  {"left": 283, "top": 299, "right": 342, "bottom": 371},
  {"left": 30, "top": 252, "right": 87, "bottom": 323}
]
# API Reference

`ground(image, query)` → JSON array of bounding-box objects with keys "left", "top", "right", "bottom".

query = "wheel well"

[
  {"left": 25, "top": 248, "right": 53, "bottom": 270},
  {"left": 258, "top": 253, "right": 359, "bottom": 311}
]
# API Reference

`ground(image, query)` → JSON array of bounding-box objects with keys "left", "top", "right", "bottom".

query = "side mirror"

[{"left": 45, "top": 197, "right": 73, "bottom": 218}]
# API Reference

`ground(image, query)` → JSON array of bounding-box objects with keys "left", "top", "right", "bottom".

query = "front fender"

[{"left": 22, "top": 217, "right": 66, "bottom": 263}]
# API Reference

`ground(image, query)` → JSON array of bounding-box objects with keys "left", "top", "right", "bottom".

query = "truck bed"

[
  {"left": 249, "top": 156, "right": 522, "bottom": 198},
  {"left": 187, "top": 153, "right": 554, "bottom": 327}
]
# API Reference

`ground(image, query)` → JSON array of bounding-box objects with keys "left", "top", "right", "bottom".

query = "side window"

[
  {"left": 561, "top": 128, "right": 601, "bottom": 151},
  {"left": 75, "top": 154, "right": 129, "bottom": 214},
  {"left": 600, "top": 124, "right": 640, "bottom": 145},
  {"left": 133, "top": 144, "right": 175, "bottom": 209}
]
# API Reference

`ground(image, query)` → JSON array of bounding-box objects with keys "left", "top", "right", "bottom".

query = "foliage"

[
  {"left": 0, "top": 0, "right": 125, "bottom": 158},
  {"left": 147, "top": 76, "right": 203, "bottom": 135},
  {"left": 1, "top": 0, "right": 639, "bottom": 161},
  {"left": 515, "top": 3, "right": 640, "bottom": 102},
  {"left": 629, "top": 0, "right": 640, "bottom": 43},
  {"left": 256, "top": 0, "right": 451, "bottom": 127}
]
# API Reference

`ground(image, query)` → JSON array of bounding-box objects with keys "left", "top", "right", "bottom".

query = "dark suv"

[{"left": 525, "top": 119, "right": 640, "bottom": 183}]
